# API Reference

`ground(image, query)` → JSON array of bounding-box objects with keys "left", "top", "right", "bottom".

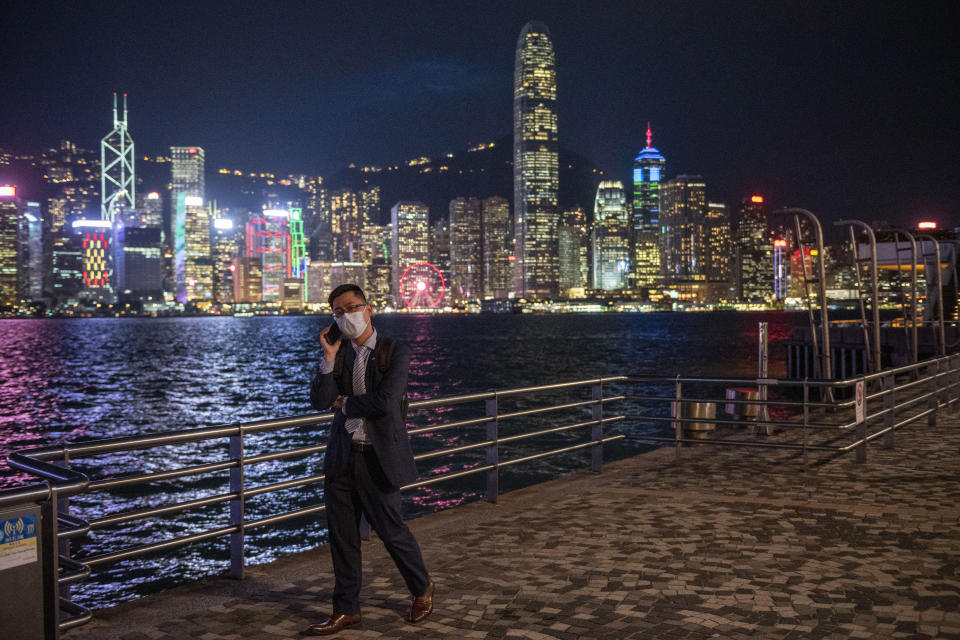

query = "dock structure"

[{"left": 68, "top": 415, "right": 960, "bottom": 640}]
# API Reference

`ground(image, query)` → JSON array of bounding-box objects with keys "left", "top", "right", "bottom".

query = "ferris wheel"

[{"left": 399, "top": 262, "right": 446, "bottom": 309}]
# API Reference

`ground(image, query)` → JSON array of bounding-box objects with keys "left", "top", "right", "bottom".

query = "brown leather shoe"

[
  {"left": 409, "top": 579, "right": 435, "bottom": 623},
  {"left": 305, "top": 613, "right": 361, "bottom": 635}
]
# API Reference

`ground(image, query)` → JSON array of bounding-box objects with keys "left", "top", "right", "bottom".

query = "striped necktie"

[{"left": 344, "top": 346, "right": 368, "bottom": 437}]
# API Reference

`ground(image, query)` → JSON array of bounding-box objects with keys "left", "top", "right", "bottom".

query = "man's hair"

[{"left": 328, "top": 283, "right": 367, "bottom": 307}]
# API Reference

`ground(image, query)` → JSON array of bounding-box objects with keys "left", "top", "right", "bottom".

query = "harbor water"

[{"left": 0, "top": 312, "right": 806, "bottom": 606}]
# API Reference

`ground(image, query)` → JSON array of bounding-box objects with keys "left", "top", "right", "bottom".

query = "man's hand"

[
  {"left": 332, "top": 395, "right": 344, "bottom": 410},
  {"left": 320, "top": 325, "right": 341, "bottom": 363}
]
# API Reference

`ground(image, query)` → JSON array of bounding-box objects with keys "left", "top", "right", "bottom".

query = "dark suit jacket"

[{"left": 310, "top": 334, "right": 418, "bottom": 489}]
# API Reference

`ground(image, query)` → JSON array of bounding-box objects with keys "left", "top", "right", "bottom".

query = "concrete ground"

[{"left": 68, "top": 410, "right": 960, "bottom": 639}]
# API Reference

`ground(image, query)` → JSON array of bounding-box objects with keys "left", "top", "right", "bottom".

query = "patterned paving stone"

[{"left": 68, "top": 409, "right": 960, "bottom": 639}]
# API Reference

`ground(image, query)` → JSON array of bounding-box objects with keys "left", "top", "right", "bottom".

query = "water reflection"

[{"left": 0, "top": 312, "right": 807, "bottom": 607}]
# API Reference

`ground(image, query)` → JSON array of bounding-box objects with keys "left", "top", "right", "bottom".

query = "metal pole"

[
  {"left": 835, "top": 220, "right": 881, "bottom": 372},
  {"left": 892, "top": 229, "right": 919, "bottom": 364},
  {"left": 673, "top": 377, "right": 683, "bottom": 461},
  {"left": 883, "top": 372, "right": 895, "bottom": 449},
  {"left": 918, "top": 233, "right": 946, "bottom": 356},
  {"left": 757, "top": 322, "right": 771, "bottom": 435},
  {"left": 591, "top": 381, "right": 604, "bottom": 472},
  {"left": 228, "top": 432, "right": 244, "bottom": 579},
  {"left": 786, "top": 209, "right": 832, "bottom": 398},
  {"left": 485, "top": 394, "right": 499, "bottom": 503}
]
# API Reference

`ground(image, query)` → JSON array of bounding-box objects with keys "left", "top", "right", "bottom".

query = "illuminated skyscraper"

[
  {"left": 289, "top": 207, "right": 307, "bottom": 279},
  {"left": 0, "top": 187, "right": 21, "bottom": 307},
  {"left": 704, "top": 202, "right": 732, "bottom": 285},
  {"left": 174, "top": 193, "right": 213, "bottom": 303},
  {"left": 449, "top": 197, "right": 483, "bottom": 302},
  {"left": 631, "top": 124, "right": 666, "bottom": 294},
  {"left": 247, "top": 208, "right": 291, "bottom": 302},
  {"left": 72, "top": 219, "right": 114, "bottom": 303},
  {"left": 735, "top": 195, "right": 773, "bottom": 303},
  {"left": 212, "top": 216, "right": 239, "bottom": 303},
  {"left": 101, "top": 93, "right": 135, "bottom": 222},
  {"left": 330, "top": 188, "right": 362, "bottom": 261},
  {"left": 513, "top": 21, "right": 559, "bottom": 300},
  {"left": 661, "top": 175, "right": 708, "bottom": 282},
  {"left": 391, "top": 201, "right": 429, "bottom": 306},
  {"left": 558, "top": 206, "right": 588, "bottom": 295},
  {"left": 482, "top": 196, "right": 512, "bottom": 299},
  {"left": 170, "top": 146, "right": 205, "bottom": 244},
  {"left": 20, "top": 201, "right": 43, "bottom": 302},
  {"left": 116, "top": 226, "right": 164, "bottom": 302},
  {"left": 135, "top": 191, "right": 163, "bottom": 229},
  {"left": 591, "top": 182, "right": 630, "bottom": 291}
]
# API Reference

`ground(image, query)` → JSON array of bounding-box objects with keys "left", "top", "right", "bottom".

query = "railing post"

[
  {"left": 928, "top": 360, "right": 939, "bottom": 427},
  {"left": 485, "top": 394, "right": 498, "bottom": 503},
  {"left": 673, "top": 377, "right": 683, "bottom": 461},
  {"left": 41, "top": 492, "right": 60, "bottom": 640},
  {"left": 802, "top": 380, "right": 809, "bottom": 468},
  {"left": 229, "top": 430, "right": 245, "bottom": 580},
  {"left": 56, "top": 455, "right": 71, "bottom": 603},
  {"left": 954, "top": 355, "right": 960, "bottom": 412},
  {"left": 883, "top": 372, "right": 895, "bottom": 449},
  {"left": 591, "top": 380, "right": 603, "bottom": 473}
]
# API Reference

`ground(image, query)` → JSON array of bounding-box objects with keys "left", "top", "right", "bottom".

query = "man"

[{"left": 307, "top": 283, "right": 434, "bottom": 635}]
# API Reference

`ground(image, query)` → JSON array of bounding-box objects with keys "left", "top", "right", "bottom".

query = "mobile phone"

[{"left": 324, "top": 322, "right": 341, "bottom": 345}]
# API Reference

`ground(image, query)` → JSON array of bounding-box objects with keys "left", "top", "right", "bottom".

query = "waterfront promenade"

[{"left": 69, "top": 414, "right": 960, "bottom": 640}]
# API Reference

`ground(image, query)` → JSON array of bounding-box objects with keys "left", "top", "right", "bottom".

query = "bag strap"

[{"left": 375, "top": 336, "right": 396, "bottom": 372}]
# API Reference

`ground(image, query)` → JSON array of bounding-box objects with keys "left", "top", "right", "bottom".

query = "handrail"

[{"left": 2, "top": 359, "right": 957, "bottom": 637}]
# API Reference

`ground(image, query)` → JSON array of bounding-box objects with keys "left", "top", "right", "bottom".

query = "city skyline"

[{"left": 1, "top": 1, "right": 957, "bottom": 228}]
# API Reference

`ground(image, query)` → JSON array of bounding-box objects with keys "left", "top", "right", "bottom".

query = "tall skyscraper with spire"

[
  {"left": 101, "top": 93, "right": 135, "bottom": 221},
  {"left": 631, "top": 123, "right": 665, "bottom": 295},
  {"left": 513, "top": 21, "right": 559, "bottom": 300}
]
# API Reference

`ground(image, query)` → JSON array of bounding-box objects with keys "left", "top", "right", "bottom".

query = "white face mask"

[{"left": 335, "top": 310, "right": 368, "bottom": 339}]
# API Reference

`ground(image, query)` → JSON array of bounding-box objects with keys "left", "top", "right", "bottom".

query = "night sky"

[{"left": 2, "top": 1, "right": 958, "bottom": 226}]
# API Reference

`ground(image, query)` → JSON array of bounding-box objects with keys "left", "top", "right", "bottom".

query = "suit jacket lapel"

[{"left": 343, "top": 344, "right": 357, "bottom": 396}]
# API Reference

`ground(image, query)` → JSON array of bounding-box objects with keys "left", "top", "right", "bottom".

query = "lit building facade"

[
  {"left": 661, "top": 175, "right": 708, "bottom": 283},
  {"left": 591, "top": 181, "right": 630, "bottom": 291},
  {"left": 632, "top": 124, "right": 666, "bottom": 294},
  {"left": 449, "top": 197, "right": 483, "bottom": 302},
  {"left": 20, "top": 201, "right": 43, "bottom": 302},
  {"left": 247, "top": 208, "right": 291, "bottom": 303},
  {"left": 0, "top": 188, "right": 20, "bottom": 307},
  {"left": 116, "top": 226, "right": 164, "bottom": 301},
  {"left": 429, "top": 217, "right": 450, "bottom": 286},
  {"left": 73, "top": 219, "right": 114, "bottom": 303},
  {"left": 135, "top": 191, "right": 163, "bottom": 229},
  {"left": 735, "top": 195, "right": 773, "bottom": 303},
  {"left": 513, "top": 21, "right": 559, "bottom": 300},
  {"left": 482, "top": 196, "right": 512, "bottom": 299},
  {"left": 704, "top": 202, "right": 732, "bottom": 286},
  {"left": 558, "top": 206, "right": 589, "bottom": 296},
  {"left": 213, "top": 217, "right": 239, "bottom": 303},
  {"left": 174, "top": 193, "right": 213, "bottom": 303},
  {"left": 391, "top": 201, "right": 430, "bottom": 306},
  {"left": 233, "top": 256, "right": 263, "bottom": 304},
  {"left": 170, "top": 146, "right": 205, "bottom": 246},
  {"left": 330, "top": 188, "right": 362, "bottom": 262}
]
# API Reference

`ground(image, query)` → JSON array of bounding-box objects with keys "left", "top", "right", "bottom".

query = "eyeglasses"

[{"left": 332, "top": 303, "right": 366, "bottom": 318}]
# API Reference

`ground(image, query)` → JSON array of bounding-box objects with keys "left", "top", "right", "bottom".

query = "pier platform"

[{"left": 69, "top": 414, "right": 960, "bottom": 640}]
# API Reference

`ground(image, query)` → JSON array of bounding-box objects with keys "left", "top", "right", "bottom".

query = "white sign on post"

[{"left": 855, "top": 380, "right": 866, "bottom": 424}]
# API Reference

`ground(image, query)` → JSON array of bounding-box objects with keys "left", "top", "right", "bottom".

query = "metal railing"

[
  {"left": 626, "top": 353, "right": 960, "bottom": 464},
  {"left": 2, "top": 376, "right": 627, "bottom": 638},
  {"left": 5, "top": 354, "right": 960, "bottom": 637}
]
